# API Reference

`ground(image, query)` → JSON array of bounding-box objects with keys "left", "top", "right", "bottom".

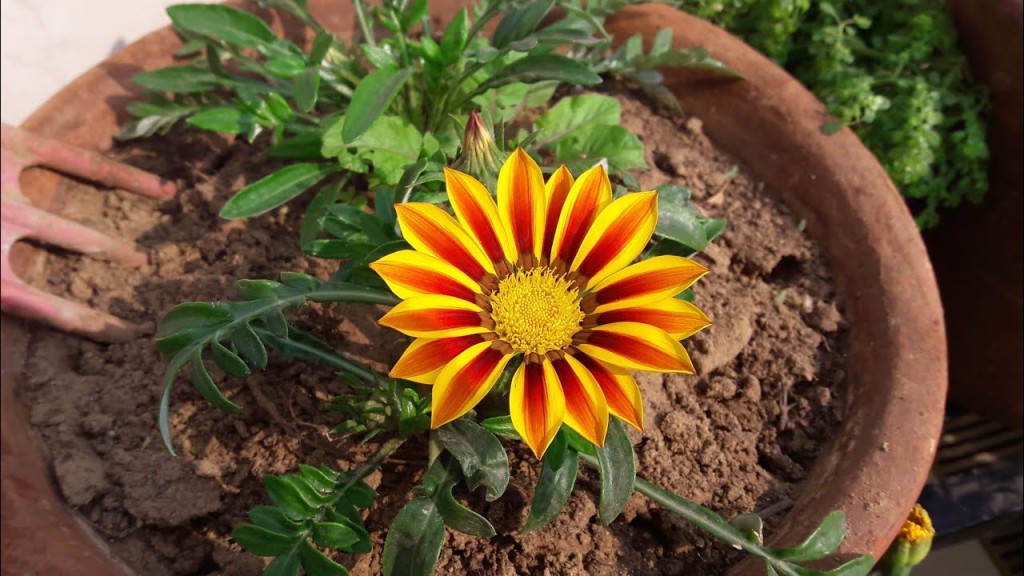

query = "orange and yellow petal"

[
  {"left": 552, "top": 354, "right": 608, "bottom": 447},
  {"left": 571, "top": 192, "right": 658, "bottom": 289},
  {"left": 509, "top": 360, "right": 566, "bottom": 458},
  {"left": 595, "top": 298, "right": 712, "bottom": 340},
  {"left": 370, "top": 250, "right": 481, "bottom": 303},
  {"left": 550, "top": 164, "right": 612, "bottom": 267},
  {"left": 578, "top": 321, "right": 695, "bottom": 374},
  {"left": 431, "top": 343, "right": 512, "bottom": 428},
  {"left": 389, "top": 334, "right": 487, "bottom": 384},
  {"left": 395, "top": 202, "right": 494, "bottom": 282},
  {"left": 497, "top": 148, "right": 545, "bottom": 261},
  {"left": 541, "top": 165, "right": 575, "bottom": 259},
  {"left": 573, "top": 352, "right": 644, "bottom": 431},
  {"left": 445, "top": 167, "right": 517, "bottom": 267},
  {"left": 378, "top": 294, "right": 489, "bottom": 339},
  {"left": 589, "top": 255, "right": 708, "bottom": 312}
]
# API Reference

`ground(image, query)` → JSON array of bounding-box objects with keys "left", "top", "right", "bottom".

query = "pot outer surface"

[{"left": 0, "top": 2, "right": 947, "bottom": 576}]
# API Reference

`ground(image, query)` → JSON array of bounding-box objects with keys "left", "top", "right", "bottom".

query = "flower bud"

[
  {"left": 453, "top": 110, "right": 502, "bottom": 189},
  {"left": 880, "top": 504, "right": 935, "bottom": 576}
]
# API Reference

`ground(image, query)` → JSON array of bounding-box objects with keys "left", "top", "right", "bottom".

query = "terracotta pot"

[
  {"left": 0, "top": 2, "right": 947, "bottom": 574},
  {"left": 924, "top": 0, "right": 1023, "bottom": 430}
]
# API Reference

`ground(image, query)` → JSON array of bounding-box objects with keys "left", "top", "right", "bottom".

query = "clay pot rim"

[{"left": 1, "top": 3, "right": 947, "bottom": 575}]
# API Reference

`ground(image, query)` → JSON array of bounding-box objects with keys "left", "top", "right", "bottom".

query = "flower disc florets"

[{"left": 488, "top": 268, "right": 584, "bottom": 355}]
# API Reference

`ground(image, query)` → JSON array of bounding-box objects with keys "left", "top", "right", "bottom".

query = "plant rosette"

[{"left": 0, "top": 1, "right": 948, "bottom": 576}]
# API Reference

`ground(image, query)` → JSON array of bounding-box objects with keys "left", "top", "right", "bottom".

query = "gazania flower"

[{"left": 371, "top": 148, "right": 710, "bottom": 457}]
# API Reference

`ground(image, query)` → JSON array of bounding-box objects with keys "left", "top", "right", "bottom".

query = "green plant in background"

[
  {"left": 133, "top": 1, "right": 875, "bottom": 575},
  {"left": 686, "top": 0, "right": 989, "bottom": 228}
]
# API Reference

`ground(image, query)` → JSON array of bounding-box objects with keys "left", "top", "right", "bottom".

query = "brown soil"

[{"left": 22, "top": 92, "right": 847, "bottom": 576}]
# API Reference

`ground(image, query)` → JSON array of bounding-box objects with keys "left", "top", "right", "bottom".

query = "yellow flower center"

[
  {"left": 488, "top": 268, "right": 585, "bottom": 355},
  {"left": 899, "top": 504, "right": 934, "bottom": 545}
]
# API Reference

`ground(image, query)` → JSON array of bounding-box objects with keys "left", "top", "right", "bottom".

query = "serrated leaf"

[
  {"left": 232, "top": 324, "right": 268, "bottom": 370},
  {"left": 232, "top": 524, "right": 300, "bottom": 556},
  {"left": 596, "top": 418, "right": 635, "bottom": 524},
  {"left": 523, "top": 448, "right": 578, "bottom": 532},
  {"left": 133, "top": 66, "right": 225, "bottom": 93},
  {"left": 211, "top": 340, "right": 250, "bottom": 377},
  {"left": 435, "top": 418, "right": 510, "bottom": 501},
  {"left": 322, "top": 116, "right": 424, "bottom": 185},
  {"left": 312, "top": 521, "right": 361, "bottom": 549},
  {"left": 470, "top": 54, "right": 601, "bottom": 99},
  {"left": 554, "top": 124, "right": 646, "bottom": 173},
  {"left": 382, "top": 498, "right": 444, "bottom": 576},
  {"left": 534, "top": 94, "right": 622, "bottom": 144},
  {"left": 774, "top": 511, "right": 847, "bottom": 563},
  {"left": 342, "top": 67, "right": 412, "bottom": 144},
  {"left": 220, "top": 163, "right": 338, "bottom": 219},
  {"left": 189, "top": 354, "right": 242, "bottom": 413},
  {"left": 264, "top": 475, "right": 319, "bottom": 518},
  {"left": 167, "top": 4, "right": 276, "bottom": 49}
]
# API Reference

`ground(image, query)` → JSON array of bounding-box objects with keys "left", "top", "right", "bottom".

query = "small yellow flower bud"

[{"left": 880, "top": 504, "right": 935, "bottom": 576}]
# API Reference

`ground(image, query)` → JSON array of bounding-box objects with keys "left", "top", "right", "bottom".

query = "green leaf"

[
  {"left": 220, "top": 163, "right": 338, "bottom": 219},
  {"left": 299, "top": 540, "right": 348, "bottom": 576},
  {"left": 312, "top": 521, "right": 361, "bottom": 549},
  {"left": 440, "top": 9, "right": 469, "bottom": 62},
  {"left": 231, "top": 323, "right": 268, "bottom": 370},
  {"left": 249, "top": 505, "right": 304, "bottom": 533},
  {"left": 435, "top": 418, "right": 510, "bottom": 501},
  {"left": 186, "top": 107, "right": 255, "bottom": 135},
  {"left": 534, "top": 94, "right": 622, "bottom": 144},
  {"left": 479, "top": 415, "right": 519, "bottom": 439},
  {"left": 491, "top": 0, "right": 555, "bottom": 49},
  {"left": 167, "top": 4, "right": 276, "bottom": 49},
  {"left": 555, "top": 124, "right": 646, "bottom": 173},
  {"left": 523, "top": 447, "right": 578, "bottom": 532},
  {"left": 652, "top": 184, "right": 718, "bottom": 253},
  {"left": 264, "top": 475, "right": 319, "bottom": 518},
  {"left": 265, "top": 549, "right": 301, "bottom": 576},
  {"left": 267, "top": 131, "right": 325, "bottom": 160},
  {"left": 822, "top": 554, "right": 874, "bottom": 576},
  {"left": 236, "top": 279, "right": 281, "bottom": 301},
  {"left": 773, "top": 511, "right": 847, "bottom": 562},
  {"left": 470, "top": 54, "right": 601, "bottom": 99},
  {"left": 561, "top": 426, "right": 597, "bottom": 457},
  {"left": 435, "top": 477, "right": 496, "bottom": 537},
  {"left": 295, "top": 67, "right": 321, "bottom": 112},
  {"left": 210, "top": 340, "right": 250, "bottom": 377},
  {"left": 232, "top": 524, "right": 299, "bottom": 556},
  {"left": 189, "top": 354, "right": 242, "bottom": 413},
  {"left": 595, "top": 418, "right": 635, "bottom": 524},
  {"left": 133, "top": 66, "right": 224, "bottom": 93},
  {"left": 342, "top": 67, "right": 412, "bottom": 144},
  {"left": 322, "top": 116, "right": 424, "bottom": 185},
  {"left": 382, "top": 498, "right": 445, "bottom": 576}
]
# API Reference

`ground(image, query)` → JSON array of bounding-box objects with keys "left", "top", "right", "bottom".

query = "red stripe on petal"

[
  {"left": 523, "top": 362, "right": 551, "bottom": 446},
  {"left": 392, "top": 335, "right": 484, "bottom": 379},
  {"left": 373, "top": 261, "right": 477, "bottom": 302},
  {"left": 447, "top": 171, "right": 506, "bottom": 265},
  {"left": 542, "top": 166, "right": 574, "bottom": 259},
  {"left": 574, "top": 354, "right": 635, "bottom": 426},
  {"left": 576, "top": 197, "right": 653, "bottom": 280},
  {"left": 441, "top": 346, "right": 506, "bottom": 420},
  {"left": 401, "top": 208, "right": 486, "bottom": 280},
  {"left": 554, "top": 168, "right": 608, "bottom": 265},
  {"left": 552, "top": 359, "right": 601, "bottom": 443},
  {"left": 586, "top": 330, "right": 681, "bottom": 372},
  {"left": 388, "top": 309, "right": 482, "bottom": 333},
  {"left": 597, "top": 307, "right": 709, "bottom": 337},
  {"left": 596, "top": 268, "right": 696, "bottom": 307}
]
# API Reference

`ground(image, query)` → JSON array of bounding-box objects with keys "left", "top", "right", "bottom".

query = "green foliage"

[
  {"left": 687, "top": 0, "right": 990, "bottom": 227},
  {"left": 646, "top": 183, "right": 727, "bottom": 257},
  {"left": 232, "top": 463, "right": 378, "bottom": 576},
  {"left": 154, "top": 273, "right": 398, "bottom": 453},
  {"left": 329, "top": 379, "right": 431, "bottom": 442}
]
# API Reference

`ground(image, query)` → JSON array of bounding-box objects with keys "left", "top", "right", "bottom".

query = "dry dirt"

[{"left": 23, "top": 92, "right": 847, "bottom": 575}]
